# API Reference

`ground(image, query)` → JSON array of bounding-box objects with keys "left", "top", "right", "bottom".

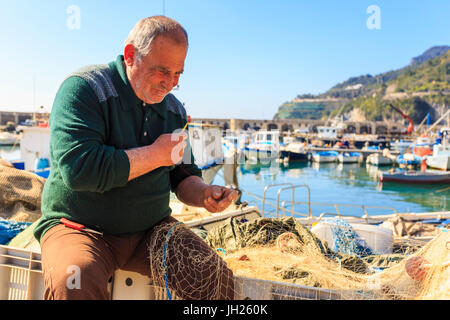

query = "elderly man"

[{"left": 33, "top": 16, "right": 237, "bottom": 300}]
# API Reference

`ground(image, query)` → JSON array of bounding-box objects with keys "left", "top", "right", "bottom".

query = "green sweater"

[{"left": 33, "top": 55, "right": 202, "bottom": 242}]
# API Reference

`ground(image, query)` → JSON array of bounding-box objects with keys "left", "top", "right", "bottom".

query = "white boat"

[
  {"left": 426, "top": 128, "right": 450, "bottom": 170},
  {"left": 222, "top": 134, "right": 247, "bottom": 165},
  {"left": 390, "top": 140, "right": 413, "bottom": 153},
  {"left": 317, "top": 126, "right": 339, "bottom": 139},
  {"left": 366, "top": 153, "right": 393, "bottom": 166},
  {"left": 396, "top": 153, "right": 422, "bottom": 167},
  {"left": 337, "top": 152, "right": 360, "bottom": 163},
  {"left": 280, "top": 140, "right": 309, "bottom": 162},
  {"left": 244, "top": 130, "right": 280, "bottom": 163},
  {"left": 426, "top": 145, "right": 450, "bottom": 170},
  {"left": 312, "top": 150, "right": 338, "bottom": 163},
  {"left": 0, "top": 132, "right": 20, "bottom": 145}
]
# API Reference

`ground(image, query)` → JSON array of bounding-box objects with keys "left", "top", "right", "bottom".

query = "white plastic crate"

[{"left": 0, "top": 245, "right": 44, "bottom": 300}]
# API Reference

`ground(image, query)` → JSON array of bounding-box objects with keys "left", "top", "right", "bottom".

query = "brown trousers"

[{"left": 40, "top": 216, "right": 234, "bottom": 300}]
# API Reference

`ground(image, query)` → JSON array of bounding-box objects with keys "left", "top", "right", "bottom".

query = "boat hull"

[
  {"left": 280, "top": 150, "right": 308, "bottom": 161},
  {"left": 426, "top": 155, "right": 450, "bottom": 171},
  {"left": 337, "top": 153, "right": 360, "bottom": 163},
  {"left": 244, "top": 147, "right": 278, "bottom": 162},
  {"left": 380, "top": 171, "right": 450, "bottom": 184},
  {"left": 367, "top": 154, "right": 393, "bottom": 166},
  {"left": 313, "top": 154, "right": 337, "bottom": 163}
]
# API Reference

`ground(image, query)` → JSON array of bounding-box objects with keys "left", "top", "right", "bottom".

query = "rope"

[
  {"left": 162, "top": 221, "right": 184, "bottom": 300},
  {"left": 215, "top": 248, "right": 226, "bottom": 255}
]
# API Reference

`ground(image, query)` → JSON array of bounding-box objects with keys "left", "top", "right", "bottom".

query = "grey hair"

[{"left": 125, "top": 16, "right": 188, "bottom": 59}]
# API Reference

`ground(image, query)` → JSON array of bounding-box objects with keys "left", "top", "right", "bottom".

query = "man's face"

[{"left": 126, "top": 35, "right": 187, "bottom": 104}]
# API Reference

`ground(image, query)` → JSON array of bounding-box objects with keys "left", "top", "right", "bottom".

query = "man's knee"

[{"left": 43, "top": 259, "right": 111, "bottom": 300}]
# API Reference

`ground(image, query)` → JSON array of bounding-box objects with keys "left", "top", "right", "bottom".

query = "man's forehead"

[{"left": 143, "top": 38, "right": 187, "bottom": 70}]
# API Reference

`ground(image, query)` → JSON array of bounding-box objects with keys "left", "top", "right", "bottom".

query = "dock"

[{"left": 306, "top": 147, "right": 401, "bottom": 156}]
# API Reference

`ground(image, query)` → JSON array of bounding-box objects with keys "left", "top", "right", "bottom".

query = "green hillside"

[{"left": 274, "top": 46, "right": 449, "bottom": 123}]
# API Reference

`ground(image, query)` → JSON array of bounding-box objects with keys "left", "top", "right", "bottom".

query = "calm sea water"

[
  {"left": 214, "top": 160, "right": 449, "bottom": 218},
  {"left": 2, "top": 145, "right": 448, "bottom": 218}
]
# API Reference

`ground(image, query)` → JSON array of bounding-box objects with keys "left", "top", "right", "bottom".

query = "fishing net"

[
  {"left": 147, "top": 218, "right": 235, "bottom": 300},
  {"left": 0, "top": 159, "right": 44, "bottom": 222},
  {"left": 148, "top": 216, "right": 449, "bottom": 300}
]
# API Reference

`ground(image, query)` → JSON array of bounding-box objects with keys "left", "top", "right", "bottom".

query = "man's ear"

[{"left": 124, "top": 44, "right": 137, "bottom": 67}]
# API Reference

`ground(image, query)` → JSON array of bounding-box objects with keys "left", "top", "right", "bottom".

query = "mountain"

[
  {"left": 410, "top": 45, "right": 450, "bottom": 66},
  {"left": 273, "top": 46, "right": 449, "bottom": 123}
]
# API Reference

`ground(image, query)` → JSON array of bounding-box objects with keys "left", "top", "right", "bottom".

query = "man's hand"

[
  {"left": 124, "top": 132, "right": 187, "bottom": 181},
  {"left": 202, "top": 185, "right": 239, "bottom": 213},
  {"left": 152, "top": 132, "right": 188, "bottom": 167}
]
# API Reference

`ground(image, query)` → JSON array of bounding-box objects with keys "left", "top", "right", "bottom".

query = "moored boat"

[
  {"left": 412, "top": 135, "right": 435, "bottom": 158},
  {"left": 312, "top": 150, "right": 338, "bottom": 163},
  {"left": 337, "top": 152, "right": 360, "bottom": 163},
  {"left": 0, "top": 132, "right": 21, "bottom": 146},
  {"left": 425, "top": 129, "right": 450, "bottom": 171},
  {"left": 379, "top": 170, "right": 450, "bottom": 184},
  {"left": 244, "top": 130, "right": 280, "bottom": 163},
  {"left": 426, "top": 144, "right": 450, "bottom": 170},
  {"left": 280, "top": 141, "right": 308, "bottom": 162},
  {"left": 396, "top": 153, "right": 422, "bottom": 167},
  {"left": 366, "top": 153, "right": 393, "bottom": 166}
]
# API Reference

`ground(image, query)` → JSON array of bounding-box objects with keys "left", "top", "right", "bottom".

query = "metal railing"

[
  {"left": 261, "top": 183, "right": 294, "bottom": 216},
  {"left": 280, "top": 200, "right": 398, "bottom": 220},
  {"left": 276, "top": 184, "right": 312, "bottom": 218},
  {"left": 242, "top": 182, "right": 398, "bottom": 223}
]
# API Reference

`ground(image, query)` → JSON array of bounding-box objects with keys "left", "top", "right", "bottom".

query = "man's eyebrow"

[{"left": 155, "top": 66, "right": 184, "bottom": 74}]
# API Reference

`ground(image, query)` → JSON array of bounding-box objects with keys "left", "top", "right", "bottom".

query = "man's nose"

[{"left": 161, "top": 74, "right": 174, "bottom": 90}]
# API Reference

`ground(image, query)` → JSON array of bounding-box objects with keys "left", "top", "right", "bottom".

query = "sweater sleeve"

[{"left": 50, "top": 76, "right": 130, "bottom": 193}]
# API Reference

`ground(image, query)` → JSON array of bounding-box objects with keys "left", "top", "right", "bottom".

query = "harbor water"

[{"left": 215, "top": 160, "right": 449, "bottom": 218}]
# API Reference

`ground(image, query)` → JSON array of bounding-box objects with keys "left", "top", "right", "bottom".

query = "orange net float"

[
  {"left": 405, "top": 256, "right": 430, "bottom": 282},
  {"left": 276, "top": 232, "right": 302, "bottom": 253}
]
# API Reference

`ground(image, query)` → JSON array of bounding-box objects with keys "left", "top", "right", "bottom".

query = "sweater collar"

[{"left": 109, "top": 55, "right": 167, "bottom": 119}]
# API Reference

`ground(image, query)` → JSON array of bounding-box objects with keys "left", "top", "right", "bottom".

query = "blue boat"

[
  {"left": 396, "top": 153, "right": 422, "bottom": 166},
  {"left": 337, "top": 152, "right": 361, "bottom": 163},
  {"left": 312, "top": 150, "right": 339, "bottom": 163}
]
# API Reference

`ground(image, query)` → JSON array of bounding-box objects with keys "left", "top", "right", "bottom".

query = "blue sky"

[{"left": 0, "top": 0, "right": 449, "bottom": 119}]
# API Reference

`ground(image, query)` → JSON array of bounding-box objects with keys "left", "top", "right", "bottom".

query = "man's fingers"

[
  {"left": 178, "top": 132, "right": 188, "bottom": 142},
  {"left": 204, "top": 197, "right": 219, "bottom": 212},
  {"left": 211, "top": 186, "right": 224, "bottom": 200},
  {"left": 227, "top": 190, "right": 238, "bottom": 201}
]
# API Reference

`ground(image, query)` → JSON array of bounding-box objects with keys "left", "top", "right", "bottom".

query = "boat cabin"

[
  {"left": 252, "top": 131, "right": 280, "bottom": 148},
  {"left": 317, "top": 126, "right": 338, "bottom": 139}
]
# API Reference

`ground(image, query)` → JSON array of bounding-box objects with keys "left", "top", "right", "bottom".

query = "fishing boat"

[
  {"left": 337, "top": 152, "right": 360, "bottom": 163},
  {"left": 366, "top": 153, "right": 393, "bottom": 166},
  {"left": 379, "top": 170, "right": 450, "bottom": 184},
  {"left": 0, "top": 132, "right": 20, "bottom": 146},
  {"left": 312, "top": 150, "right": 338, "bottom": 163},
  {"left": 390, "top": 140, "right": 413, "bottom": 154},
  {"left": 426, "top": 144, "right": 450, "bottom": 171},
  {"left": 280, "top": 140, "right": 308, "bottom": 162},
  {"left": 426, "top": 128, "right": 450, "bottom": 171},
  {"left": 222, "top": 134, "right": 247, "bottom": 165},
  {"left": 317, "top": 126, "right": 339, "bottom": 139},
  {"left": 243, "top": 130, "right": 280, "bottom": 163},
  {"left": 412, "top": 135, "right": 435, "bottom": 158},
  {"left": 396, "top": 153, "right": 422, "bottom": 167}
]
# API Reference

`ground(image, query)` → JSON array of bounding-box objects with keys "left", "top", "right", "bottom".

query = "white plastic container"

[
  {"left": 311, "top": 222, "right": 393, "bottom": 255},
  {"left": 19, "top": 127, "right": 50, "bottom": 171}
]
